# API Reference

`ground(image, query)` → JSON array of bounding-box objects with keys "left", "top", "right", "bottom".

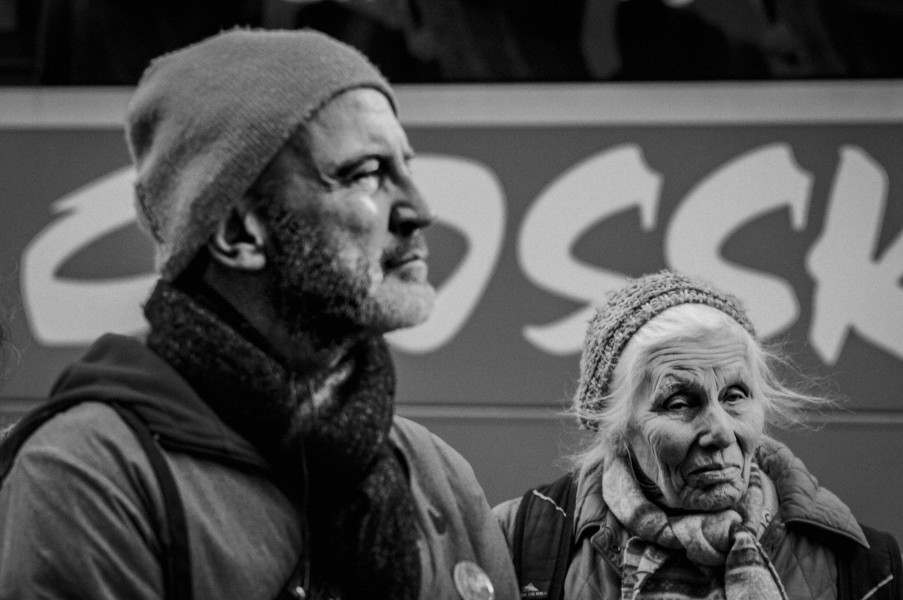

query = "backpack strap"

[
  {"left": 111, "top": 403, "right": 193, "bottom": 600},
  {"left": 0, "top": 397, "right": 193, "bottom": 600},
  {"left": 0, "top": 396, "right": 88, "bottom": 478},
  {"left": 836, "top": 523, "right": 902, "bottom": 600},
  {"left": 512, "top": 473, "right": 576, "bottom": 600}
]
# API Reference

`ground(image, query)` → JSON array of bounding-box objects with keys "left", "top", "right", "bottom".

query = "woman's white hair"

[{"left": 569, "top": 303, "right": 828, "bottom": 481}]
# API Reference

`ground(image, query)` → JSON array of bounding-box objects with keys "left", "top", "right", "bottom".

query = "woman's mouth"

[{"left": 687, "top": 464, "right": 741, "bottom": 485}]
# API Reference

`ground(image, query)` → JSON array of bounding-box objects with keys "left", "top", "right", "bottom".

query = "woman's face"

[{"left": 624, "top": 325, "right": 765, "bottom": 512}]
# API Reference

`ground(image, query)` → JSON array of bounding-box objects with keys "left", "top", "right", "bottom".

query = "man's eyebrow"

[
  {"left": 333, "top": 147, "right": 415, "bottom": 174},
  {"left": 327, "top": 152, "right": 383, "bottom": 178},
  {"left": 329, "top": 156, "right": 365, "bottom": 177}
]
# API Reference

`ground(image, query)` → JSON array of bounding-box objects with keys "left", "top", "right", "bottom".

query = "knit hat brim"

[{"left": 575, "top": 270, "right": 756, "bottom": 430}]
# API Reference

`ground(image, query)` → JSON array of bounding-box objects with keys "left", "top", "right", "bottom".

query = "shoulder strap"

[
  {"left": 0, "top": 396, "right": 87, "bottom": 478},
  {"left": 111, "top": 403, "right": 193, "bottom": 600},
  {"left": 836, "top": 523, "right": 902, "bottom": 600},
  {"left": 0, "top": 397, "right": 193, "bottom": 600},
  {"left": 512, "top": 473, "right": 576, "bottom": 600}
]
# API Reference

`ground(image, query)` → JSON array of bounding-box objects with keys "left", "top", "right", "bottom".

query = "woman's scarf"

[
  {"left": 143, "top": 280, "right": 421, "bottom": 600},
  {"left": 602, "top": 454, "right": 787, "bottom": 600}
]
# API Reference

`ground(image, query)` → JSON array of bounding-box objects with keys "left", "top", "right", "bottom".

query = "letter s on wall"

[{"left": 387, "top": 155, "right": 506, "bottom": 354}]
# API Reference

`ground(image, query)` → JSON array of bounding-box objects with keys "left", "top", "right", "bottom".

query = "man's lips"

[
  {"left": 383, "top": 244, "right": 428, "bottom": 270},
  {"left": 382, "top": 245, "right": 430, "bottom": 282},
  {"left": 385, "top": 252, "right": 426, "bottom": 269}
]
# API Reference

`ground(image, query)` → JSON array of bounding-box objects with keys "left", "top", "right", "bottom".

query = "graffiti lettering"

[
  {"left": 20, "top": 144, "right": 903, "bottom": 365},
  {"left": 666, "top": 143, "right": 812, "bottom": 338},
  {"left": 807, "top": 146, "right": 903, "bottom": 363},
  {"left": 387, "top": 156, "right": 506, "bottom": 352},
  {"left": 21, "top": 168, "right": 155, "bottom": 346},
  {"left": 517, "top": 144, "right": 662, "bottom": 354}
]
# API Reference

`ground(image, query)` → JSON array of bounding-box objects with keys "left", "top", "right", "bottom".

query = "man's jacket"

[{"left": 0, "top": 334, "right": 518, "bottom": 599}]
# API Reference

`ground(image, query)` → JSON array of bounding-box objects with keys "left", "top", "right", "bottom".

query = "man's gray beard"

[{"left": 265, "top": 204, "right": 381, "bottom": 344}]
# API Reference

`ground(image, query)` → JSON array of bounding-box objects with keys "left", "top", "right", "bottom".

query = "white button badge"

[{"left": 453, "top": 561, "right": 494, "bottom": 600}]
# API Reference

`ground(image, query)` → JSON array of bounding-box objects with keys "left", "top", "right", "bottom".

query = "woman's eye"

[
  {"left": 722, "top": 386, "right": 749, "bottom": 404},
  {"left": 662, "top": 394, "right": 691, "bottom": 411}
]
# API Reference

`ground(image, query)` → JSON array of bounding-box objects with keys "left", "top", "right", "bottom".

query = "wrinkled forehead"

[
  {"left": 300, "top": 88, "right": 410, "bottom": 160},
  {"left": 626, "top": 305, "right": 756, "bottom": 386},
  {"left": 644, "top": 333, "right": 752, "bottom": 383},
  {"left": 308, "top": 87, "right": 398, "bottom": 130}
]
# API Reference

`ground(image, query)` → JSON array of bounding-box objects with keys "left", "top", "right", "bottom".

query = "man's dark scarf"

[{"left": 143, "top": 280, "right": 421, "bottom": 600}]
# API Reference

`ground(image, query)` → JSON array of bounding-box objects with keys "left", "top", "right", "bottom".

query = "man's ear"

[{"left": 207, "top": 202, "right": 268, "bottom": 272}]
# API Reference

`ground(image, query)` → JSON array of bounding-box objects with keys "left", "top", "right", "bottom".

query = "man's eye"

[{"left": 350, "top": 160, "right": 386, "bottom": 189}]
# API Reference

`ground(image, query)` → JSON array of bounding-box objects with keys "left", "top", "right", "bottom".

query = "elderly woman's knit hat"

[
  {"left": 575, "top": 270, "right": 756, "bottom": 430},
  {"left": 125, "top": 28, "right": 396, "bottom": 281}
]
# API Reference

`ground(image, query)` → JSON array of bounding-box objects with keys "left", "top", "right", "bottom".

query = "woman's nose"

[{"left": 698, "top": 401, "right": 735, "bottom": 449}]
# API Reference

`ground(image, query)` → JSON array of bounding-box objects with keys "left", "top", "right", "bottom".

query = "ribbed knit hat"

[
  {"left": 125, "top": 28, "right": 396, "bottom": 280},
  {"left": 575, "top": 270, "right": 756, "bottom": 430}
]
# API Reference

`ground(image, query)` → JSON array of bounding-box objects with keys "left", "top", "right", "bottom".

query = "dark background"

[{"left": 1, "top": 0, "right": 902, "bottom": 86}]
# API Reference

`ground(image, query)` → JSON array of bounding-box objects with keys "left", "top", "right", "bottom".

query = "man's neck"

[
  {"left": 194, "top": 267, "right": 366, "bottom": 376},
  {"left": 272, "top": 326, "right": 359, "bottom": 375}
]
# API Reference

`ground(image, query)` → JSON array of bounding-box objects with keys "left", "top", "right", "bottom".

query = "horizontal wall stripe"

[
  {"left": 4, "top": 398, "right": 902, "bottom": 426},
  {"left": 4, "top": 82, "right": 903, "bottom": 128}
]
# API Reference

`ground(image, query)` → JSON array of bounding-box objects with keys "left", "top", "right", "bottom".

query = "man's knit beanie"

[
  {"left": 125, "top": 28, "right": 396, "bottom": 280},
  {"left": 574, "top": 270, "right": 756, "bottom": 430}
]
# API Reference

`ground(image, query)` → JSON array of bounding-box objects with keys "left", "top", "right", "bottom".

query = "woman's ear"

[{"left": 207, "top": 201, "right": 268, "bottom": 272}]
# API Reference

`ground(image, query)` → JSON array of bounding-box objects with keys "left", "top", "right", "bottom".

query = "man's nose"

[
  {"left": 698, "top": 401, "right": 735, "bottom": 449},
  {"left": 389, "top": 181, "right": 434, "bottom": 237}
]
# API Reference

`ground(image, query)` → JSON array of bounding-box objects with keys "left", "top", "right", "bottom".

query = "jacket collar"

[
  {"left": 755, "top": 436, "right": 868, "bottom": 548},
  {"left": 572, "top": 469, "right": 623, "bottom": 570}
]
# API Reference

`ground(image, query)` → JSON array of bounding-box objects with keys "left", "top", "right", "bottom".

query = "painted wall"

[{"left": 1, "top": 84, "right": 901, "bottom": 543}]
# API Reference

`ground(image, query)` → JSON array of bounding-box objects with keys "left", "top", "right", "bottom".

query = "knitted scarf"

[
  {"left": 602, "top": 454, "right": 787, "bottom": 600},
  {"left": 143, "top": 280, "right": 421, "bottom": 600}
]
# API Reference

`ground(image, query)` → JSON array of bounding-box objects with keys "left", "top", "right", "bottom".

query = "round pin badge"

[{"left": 453, "top": 560, "right": 494, "bottom": 600}]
